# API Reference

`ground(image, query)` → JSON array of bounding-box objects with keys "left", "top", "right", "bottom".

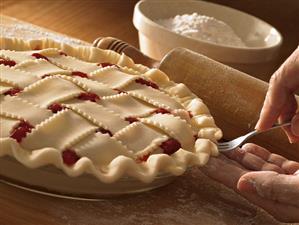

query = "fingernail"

[
  {"left": 238, "top": 178, "right": 256, "bottom": 193},
  {"left": 291, "top": 116, "right": 299, "bottom": 136}
]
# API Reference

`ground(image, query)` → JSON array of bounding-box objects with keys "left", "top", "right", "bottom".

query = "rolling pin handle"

[{"left": 93, "top": 37, "right": 159, "bottom": 68}]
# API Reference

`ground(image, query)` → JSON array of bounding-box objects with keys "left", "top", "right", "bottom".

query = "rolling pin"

[{"left": 94, "top": 37, "right": 299, "bottom": 161}]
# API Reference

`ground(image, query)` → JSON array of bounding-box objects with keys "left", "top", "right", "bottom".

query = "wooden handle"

[{"left": 93, "top": 37, "right": 159, "bottom": 68}]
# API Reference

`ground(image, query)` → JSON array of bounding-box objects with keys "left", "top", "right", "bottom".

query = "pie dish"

[{"left": 0, "top": 37, "right": 222, "bottom": 196}]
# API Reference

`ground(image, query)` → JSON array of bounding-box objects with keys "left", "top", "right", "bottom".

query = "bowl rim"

[
  {"left": 134, "top": 0, "right": 283, "bottom": 50},
  {"left": 133, "top": 0, "right": 283, "bottom": 63}
]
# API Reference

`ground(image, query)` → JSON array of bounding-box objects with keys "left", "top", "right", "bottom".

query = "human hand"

[
  {"left": 201, "top": 143, "right": 299, "bottom": 222},
  {"left": 255, "top": 47, "right": 299, "bottom": 143}
]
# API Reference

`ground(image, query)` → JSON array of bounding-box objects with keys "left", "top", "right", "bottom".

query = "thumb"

[{"left": 237, "top": 171, "right": 299, "bottom": 207}]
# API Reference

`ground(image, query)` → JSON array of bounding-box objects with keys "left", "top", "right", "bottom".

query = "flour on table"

[
  {"left": 1, "top": 24, "right": 87, "bottom": 46},
  {"left": 156, "top": 13, "right": 246, "bottom": 47}
]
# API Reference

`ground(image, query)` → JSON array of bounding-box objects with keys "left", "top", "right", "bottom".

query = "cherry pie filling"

[
  {"left": 77, "top": 92, "right": 100, "bottom": 102},
  {"left": 125, "top": 116, "right": 139, "bottom": 124},
  {"left": 153, "top": 108, "right": 171, "bottom": 114},
  {"left": 96, "top": 127, "right": 113, "bottom": 137},
  {"left": 0, "top": 57, "right": 16, "bottom": 67},
  {"left": 59, "top": 51, "right": 67, "bottom": 56},
  {"left": 98, "top": 62, "right": 119, "bottom": 68},
  {"left": 4, "top": 87, "right": 22, "bottom": 96},
  {"left": 62, "top": 149, "right": 80, "bottom": 166},
  {"left": 160, "top": 138, "right": 181, "bottom": 155},
  {"left": 41, "top": 74, "right": 52, "bottom": 79},
  {"left": 10, "top": 120, "right": 34, "bottom": 143},
  {"left": 31, "top": 53, "right": 49, "bottom": 61},
  {"left": 113, "top": 88, "right": 127, "bottom": 94},
  {"left": 71, "top": 71, "right": 89, "bottom": 78},
  {"left": 135, "top": 78, "right": 159, "bottom": 89},
  {"left": 138, "top": 153, "right": 151, "bottom": 162},
  {"left": 47, "top": 103, "right": 66, "bottom": 113},
  {"left": 137, "top": 138, "right": 182, "bottom": 162}
]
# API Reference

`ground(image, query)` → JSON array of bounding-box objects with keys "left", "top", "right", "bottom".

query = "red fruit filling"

[
  {"left": 32, "top": 53, "right": 49, "bottom": 61},
  {"left": 4, "top": 87, "right": 22, "bottom": 96},
  {"left": 41, "top": 74, "right": 51, "bottom": 79},
  {"left": 0, "top": 58, "right": 16, "bottom": 67},
  {"left": 10, "top": 120, "right": 34, "bottom": 143},
  {"left": 138, "top": 153, "right": 150, "bottom": 162},
  {"left": 48, "top": 103, "right": 65, "bottom": 113},
  {"left": 135, "top": 78, "right": 159, "bottom": 89},
  {"left": 62, "top": 149, "right": 80, "bottom": 166},
  {"left": 160, "top": 138, "right": 181, "bottom": 155},
  {"left": 97, "top": 127, "right": 113, "bottom": 137},
  {"left": 71, "top": 71, "right": 88, "bottom": 78},
  {"left": 59, "top": 51, "right": 67, "bottom": 56},
  {"left": 125, "top": 117, "right": 139, "bottom": 124},
  {"left": 113, "top": 88, "right": 127, "bottom": 94},
  {"left": 98, "top": 62, "right": 118, "bottom": 68},
  {"left": 77, "top": 92, "right": 100, "bottom": 102},
  {"left": 188, "top": 111, "right": 193, "bottom": 118},
  {"left": 154, "top": 108, "right": 170, "bottom": 114}
]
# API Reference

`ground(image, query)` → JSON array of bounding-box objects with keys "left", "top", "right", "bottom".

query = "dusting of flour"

[
  {"left": 1, "top": 23, "right": 87, "bottom": 46},
  {"left": 45, "top": 169, "right": 280, "bottom": 225},
  {"left": 156, "top": 13, "right": 246, "bottom": 47}
]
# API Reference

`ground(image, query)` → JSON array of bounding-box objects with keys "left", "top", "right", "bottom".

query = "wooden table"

[
  {"left": 1, "top": 1, "right": 298, "bottom": 224},
  {"left": 1, "top": 0, "right": 140, "bottom": 47}
]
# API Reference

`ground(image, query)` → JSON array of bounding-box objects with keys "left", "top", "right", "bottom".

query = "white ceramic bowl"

[{"left": 133, "top": 0, "right": 283, "bottom": 77}]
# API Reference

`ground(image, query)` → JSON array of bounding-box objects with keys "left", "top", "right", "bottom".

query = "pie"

[{"left": 0, "top": 37, "right": 221, "bottom": 195}]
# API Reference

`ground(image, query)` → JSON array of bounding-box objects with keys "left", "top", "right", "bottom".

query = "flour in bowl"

[{"left": 156, "top": 13, "right": 246, "bottom": 47}]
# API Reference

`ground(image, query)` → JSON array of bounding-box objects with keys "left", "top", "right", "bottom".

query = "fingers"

[
  {"left": 203, "top": 149, "right": 299, "bottom": 222},
  {"left": 200, "top": 155, "right": 247, "bottom": 190},
  {"left": 255, "top": 79, "right": 288, "bottom": 130},
  {"left": 224, "top": 145, "right": 284, "bottom": 174},
  {"left": 255, "top": 48, "right": 299, "bottom": 132},
  {"left": 225, "top": 143, "right": 299, "bottom": 174},
  {"left": 241, "top": 143, "right": 299, "bottom": 174},
  {"left": 237, "top": 180, "right": 299, "bottom": 222},
  {"left": 237, "top": 171, "right": 299, "bottom": 208}
]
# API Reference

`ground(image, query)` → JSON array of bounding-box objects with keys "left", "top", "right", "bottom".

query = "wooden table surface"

[{"left": 1, "top": 1, "right": 299, "bottom": 225}]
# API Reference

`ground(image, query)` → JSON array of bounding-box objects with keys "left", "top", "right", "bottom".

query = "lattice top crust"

[{"left": 0, "top": 38, "right": 222, "bottom": 183}]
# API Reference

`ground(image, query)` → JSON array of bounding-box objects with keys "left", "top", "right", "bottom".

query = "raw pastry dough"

[{"left": 0, "top": 38, "right": 222, "bottom": 183}]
